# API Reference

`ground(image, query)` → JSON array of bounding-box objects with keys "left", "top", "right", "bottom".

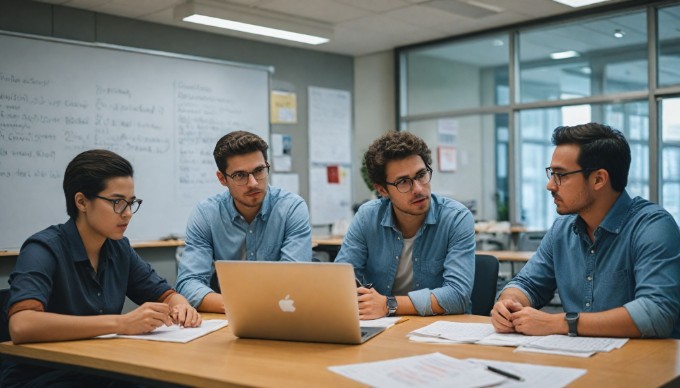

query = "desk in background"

[{"left": 0, "top": 313, "right": 678, "bottom": 387}]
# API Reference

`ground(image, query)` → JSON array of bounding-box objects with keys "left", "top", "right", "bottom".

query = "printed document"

[
  {"left": 329, "top": 352, "right": 505, "bottom": 388},
  {"left": 466, "top": 358, "right": 587, "bottom": 387}
]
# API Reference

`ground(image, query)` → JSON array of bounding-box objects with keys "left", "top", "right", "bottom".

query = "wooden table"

[
  {"left": 476, "top": 250, "right": 534, "bottom": 262},
  {"left": 1, "top": 314, "right": 678, "bottom": 387}
]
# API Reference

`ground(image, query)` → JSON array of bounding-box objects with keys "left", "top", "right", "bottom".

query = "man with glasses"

[
  {"left": 492, "top": 123, "right": 680, "bottom": 338},
  {"left": 335, "top": 131, "right": 475, "bottom": 319},
  {"left": 176, "top": 131, "right": 312, "bottom": 313}
]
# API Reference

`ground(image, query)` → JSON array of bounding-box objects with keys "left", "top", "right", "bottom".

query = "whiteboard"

[
  {"left": 307, "top": 86, "right": 353, "bottom": 225},
  {"left": 0, "top": 33, "right": 270, "bottom": 250}
]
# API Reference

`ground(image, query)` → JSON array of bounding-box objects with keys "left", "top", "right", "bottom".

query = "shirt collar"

[
  {"left": 571, "top": 190, "right": 632, "bottom": 236},
  {"left": 380, "top": 194, "right": 438, "bottom": 229},
  {"left": 64, "top": 218, "right": 114, "bottom": 263},
  {"left": 226, "top": 186, "right": 271, "bottom": 222}
]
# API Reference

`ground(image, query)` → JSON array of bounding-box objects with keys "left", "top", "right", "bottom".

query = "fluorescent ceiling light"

[
  {"left": 550, "top": 50, "right": 580, "bottom": 60},
  {"left": 551, "top": 0, "right": 611, "bottom": 7},
  {"left": 183, "top": 14, "right": 329, "bottom": 45},
  {"left": 175, "top": 1, "right": 332, "bottom": 45}
]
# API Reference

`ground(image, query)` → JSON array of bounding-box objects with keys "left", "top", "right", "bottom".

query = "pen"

[
  {"left": 486, "top": 365, "right": 524, "bottom": 382},
  {"left": 355, "top": 278, "right": 373, "bottom": 289}
]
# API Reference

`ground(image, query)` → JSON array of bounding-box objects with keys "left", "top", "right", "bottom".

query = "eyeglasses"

[
  {"left": 95, "top": 195, "right": 143, "bottom": 214},
  {"left": 545, "top": 167, "right": 596, "bottom": 186},
  {"left": 384, "top": 166, "right": 433, "bottom": 193},
  {"left": 224, "top": 164, "right": 270, "bottom": 186}
]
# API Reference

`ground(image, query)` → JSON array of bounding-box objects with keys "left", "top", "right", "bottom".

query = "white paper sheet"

[
  {"left": 329, "top": 352, "right": 505, "bottom": 388},
  {"left": 466, "top": 358, "right": 587, "bottom": 387},
  {"left": 409, "top": 321, "right": 496, "bottom": 343},
  {"left": 98, "top": 319, "right": 228, "bottom": 343},
  {"left": 360, "top": 317, "right": 402, "bottom": 328}
]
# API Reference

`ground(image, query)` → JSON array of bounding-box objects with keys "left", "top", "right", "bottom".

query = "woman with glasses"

[
  {"left": 2, "top": 149, "right": 201, "bottom": 387},
  {"left": 335, "top": 131, "right": 476, "bottom": 319}
]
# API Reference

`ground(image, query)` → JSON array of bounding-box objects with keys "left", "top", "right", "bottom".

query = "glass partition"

[
  {"left": 518, "top": 10, "right": 647, "bottom": 103},
  {"left": 400, "top": 34, "right": 509, "bottom": 117},
  {"left": 661, "top": 98, "right": 680, "bottom": 224},
  {"left": 658, "top": 5, "right": 680, "bottom": 87}
]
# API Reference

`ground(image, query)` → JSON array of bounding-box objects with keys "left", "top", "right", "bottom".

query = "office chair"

[
  {"left": 471, "top": 254, "right": 499, "bottom": 316},
  {"left": 0, "top": 288, "right": 10, "bottom": 342}
]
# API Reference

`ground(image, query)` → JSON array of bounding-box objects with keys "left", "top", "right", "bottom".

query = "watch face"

[{"left": 566, "top": 312, "right": 579, "bottom": 320}]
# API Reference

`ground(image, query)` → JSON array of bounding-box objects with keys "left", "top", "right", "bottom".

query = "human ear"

[
  {"left": 74, "top": 192, "right": 88, "bottom": 213},
  {"left": 374, "top": 183, "right": 388, "bottom": 198},
  {"left": 216, "top": 171, "right": 228, "bottom": 187}
]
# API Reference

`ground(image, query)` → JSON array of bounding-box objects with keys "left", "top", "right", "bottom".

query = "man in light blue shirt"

[
  {"left": 492, "top": 123, "right": 680, "bottom": 338},
  {"left": 335, "top": 131, "right": 475, "bottom": 318},
  {"left": 176, "top": 131, "right": 312, "bottom": 312}
]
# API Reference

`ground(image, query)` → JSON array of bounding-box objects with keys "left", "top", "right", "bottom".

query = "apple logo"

[{"left": 278, "top": 294, "right": 296, "bottom": 312}]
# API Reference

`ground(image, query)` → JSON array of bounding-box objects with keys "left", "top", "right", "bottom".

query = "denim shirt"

[
  {"left": 505, "top": 191, "right": 680, "bottom": 338},
  {"left": 176, "top": 186, "right": 313, "bottom": 307},
  {"left": 335, "top": 193, "right": 476, "bottom": 315}
]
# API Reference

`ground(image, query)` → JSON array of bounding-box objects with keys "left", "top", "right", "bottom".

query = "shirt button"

[
  {"left": 249, "top": 230, "right": 253, "bottom": 234},
  {"left": 587, "top": 276, "right": 592, "bottom": 281},
  {"left": 97, "top": 292, "right": 101, "bottom": 296},
  {"left": 414, "top": 258, "right": 418, "bottom": 262},
  {"left": 586, "top": 302, "right": 591, "bottom": 307},
  {"left": 395, "top": 256, "right": 399, "bottom": 260},
  {"left": 591, "top": 250, "right": 595, "bottom": 254},
  {"left": 397, "top": 237, "right": 400, "bottom": 240},
  {"left": 250, "top": 252, "right": 254, "bottom": 256}
]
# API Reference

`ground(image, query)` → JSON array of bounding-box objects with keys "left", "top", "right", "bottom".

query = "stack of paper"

[
  {"left": 515, "top": 335, "right": 628, "bottom": 358},
  {"left": 408, "top": 321, "right": 628, "bottom": 357}
]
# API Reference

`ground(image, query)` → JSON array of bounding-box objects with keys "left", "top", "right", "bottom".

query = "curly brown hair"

[{"left": 363, "top": 131, "right": 432, "bottom": 186}]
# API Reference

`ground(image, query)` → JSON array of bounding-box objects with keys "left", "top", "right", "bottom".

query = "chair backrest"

[
  {"left": 517, "top": 231, "right": 546, "bottom": 251},
  {"left": 0, "top": 288, "right": 10, "bottom": 342},
  {"left": 471, "top": 254, "right": 499, "bottom": 316}
]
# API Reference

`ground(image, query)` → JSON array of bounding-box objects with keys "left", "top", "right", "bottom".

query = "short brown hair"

[{"left": 213, "top": 131, "right": 269, "bottom": 173}]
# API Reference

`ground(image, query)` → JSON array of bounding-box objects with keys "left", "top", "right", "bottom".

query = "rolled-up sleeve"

[{"left": 624, "top": 212, "right": 680, "bottom": 338}]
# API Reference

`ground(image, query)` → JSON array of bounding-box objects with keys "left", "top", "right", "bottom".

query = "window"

[
  {"left": 400, "top": 34, "right": 509, "bottom": 117},
  {"left": 661, "top": 98, "right": 680, "bottom": 224},
  {"left": 518, "top": 10, "right": 648, "bottom": 103},
  {"left": 658, "top": 5, "right": 680, "bottom": 87}
]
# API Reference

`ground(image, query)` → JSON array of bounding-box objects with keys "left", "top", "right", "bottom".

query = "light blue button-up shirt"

[
  {"left": 176, "top": 186, "right": 312, "bottom": 307},
  {"left": 505, "top": 191, "right": 680, "bottom": 338},
  {"left": 335, "top": 193, "right": 476, "bottom": 315}
]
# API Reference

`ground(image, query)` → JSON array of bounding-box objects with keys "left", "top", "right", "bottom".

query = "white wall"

[{"left": 352, "top": 51, "right": 395, "bottom": 203}]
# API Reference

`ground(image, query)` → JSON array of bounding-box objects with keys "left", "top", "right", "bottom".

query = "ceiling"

[{"left": 32, "top": 0, "right": 634, "bottom": 57}]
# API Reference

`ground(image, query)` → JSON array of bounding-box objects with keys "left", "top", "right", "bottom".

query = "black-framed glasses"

[
  {"left": 384, "top": 166, "right": 433, "bottom": 193},
  {"left": 95, "top": 195, "right": 143, "bottom": 214},
  {"left": 545, "top": 167, "right": 597, "bottom": 186},
  {"left": 224, "top": 164, "right": 270, "bottom": 186}
]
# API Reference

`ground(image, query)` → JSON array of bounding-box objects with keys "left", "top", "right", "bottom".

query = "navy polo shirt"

[{"left": 7, "top": 218, "right": 172, "bottom": 317}]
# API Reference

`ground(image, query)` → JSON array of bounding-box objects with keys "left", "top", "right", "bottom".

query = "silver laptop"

[{"left": 215, "top": 261, "right": 385, "bottom": 344}]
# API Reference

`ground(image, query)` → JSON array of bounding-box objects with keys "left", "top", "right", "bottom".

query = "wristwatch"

[
  {"left": 386, "top": 296, "right": 398, "bottom": 317},
  {"left": 565, "top": 312, "right": 579, "bottom": 337}
]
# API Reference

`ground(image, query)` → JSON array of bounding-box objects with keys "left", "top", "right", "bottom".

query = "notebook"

[{"left": 215, "top": 261, "right": 385, "bottom": 344}]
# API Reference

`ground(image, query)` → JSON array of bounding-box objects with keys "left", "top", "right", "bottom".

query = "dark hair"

[
  {"left": 213, "top": 131, "right": 269, "bottom": 173},
  {"left": 63, "top": 149, "right": 134, "bottom": 219},
  {"left": 551, "top": 122, "right": 630, "bottom": 192},
  {"left": 363, "top": 131, "right": 432, "bottom": 186}
]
